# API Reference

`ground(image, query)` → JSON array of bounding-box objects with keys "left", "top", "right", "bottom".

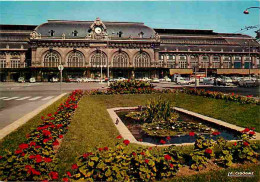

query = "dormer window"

[
  {"left": 117, "top": 31, "right": 123, "bottom": 38},
  {"left": 72, "top": 30, "right": 78, "bottom": 37},
  {"left": 49, "top": 30, "right": 55, "bottom": 37},
  {"left": 138, "top": 31, "right": 144, "bottom": 38}
]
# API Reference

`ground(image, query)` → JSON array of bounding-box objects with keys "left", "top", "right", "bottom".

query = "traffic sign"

[{"left": 58, "top": 65, "right": 64, "bottom": 71}]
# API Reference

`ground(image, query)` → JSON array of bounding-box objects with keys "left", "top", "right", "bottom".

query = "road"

[{"left": 0, "top": 82, "right": 258, "bottom": 130}]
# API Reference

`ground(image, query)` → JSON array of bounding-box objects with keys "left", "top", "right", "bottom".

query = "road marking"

[
  {"left": 16, "top": 96, "right": 31, "bottom": 101},
  {"left": 0, "top": 97, "right": 8, "bottom": 100},
  {"left": 3, "top": 97, "right": 19, "bottom": 100},
  {"left": 28, "top": 96, "right": 42, "bottom": 101},
  {"left": 41, "top": 96, "right": 54, "bottom": 101}
]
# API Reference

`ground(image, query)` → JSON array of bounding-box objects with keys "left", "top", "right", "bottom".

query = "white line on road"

[
  {"left": 28, "top": 96, "right": 42, "bottom": 101},
  {"left": 3, "top": 97, "right": 19, "bottom": 101},
  {"left": 16, "top": 96, "right": 31, "bottom": 101},
  {"left": 0, "top": 97, "right": 8, "bottom": 100},
  {"left": 41, "top": 96, "right": 54, "bottom": 101}
]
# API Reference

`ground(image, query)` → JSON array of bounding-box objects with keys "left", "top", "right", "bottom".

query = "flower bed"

[
  {"left": 182, "top": 88, "right": 259, "bottom": 105},
  {"left": 69, "top": 131, "right": 258, "bottom": 181},
  {"left": 0, "top": 90, "right": 83, "bottom": 181}
]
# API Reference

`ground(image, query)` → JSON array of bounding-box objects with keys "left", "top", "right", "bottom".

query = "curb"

[{"left": 0, "top": 93, "right": 67, "bottom": 140}]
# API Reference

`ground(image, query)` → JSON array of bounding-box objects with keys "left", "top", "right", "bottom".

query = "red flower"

[
  {"left": 59, "top": 135, "right": 63, "bottom": 139},
  {"left": 0, "top": 156, "right": 3, "bottom": 160},
  {"left": 132, "top": 152, "right": 137, "bottom": 156},
  {"left": 29, "top": 155, "right": 35, "bottom": 159},
  {"left": 166, "top": 136, "right": 171, "bottom": 140},
  {"left": 164, "top": 154, "right": 171, "bottom": 161},
  {"left": 212, "top": 131, "right": 220, "bottom": 136},
  {"left": 31, "top": 168, "right": 41, "bottom": 175},
  {"left": 15, "top": 149, "right": 23, "bottom": 154},
  {"left": 98, "top": 148, "right": 103, "bottom": 151},
  {"left": 53, "top": 140, "right": 59, "bottom": 146},
  {"left": 49, "top": 171, "right": 59, "bottom": 180},
  {"left": 26, "top": 134, "right": 30, "bottom": 138},
  {"left": 25, "top": 165, "right": 32, "bottom": 170},
  {"left": 148, "top": 147, "right": 153, "bottom": 150},
  {"left": 66, "top": 171, "right": 72, "bottom": 177},
  {"left": 160, "top": 139, "right": 166, "bottom": 144},
  {"left": 21, "top": 153, "right": 25, "bottom": 157},
  {"left": 19, "top": 143, "right": 29, "bottom": 150},
  {"left": 249, "top": 131, "right": 256, "bottom": 135},
  {"left": 47, "top": 113, "right": 52, "bottom": 117},
  {"left": 54, "top": 112, "right": 58, "bottom": 115},
  {"left": 29, "top": 141, "right": 36, "bottom": 147},
  {"left": 140, "top": 152, "right": 145, "bottom": 156},
  {"left": 41, "top": 116, "right": 45, "bottom": 120},
  {"left": 205, "top": 149, "right": 212, "bottom": 154},
  {"left": 243, "top": 142, "right": 249, "bottom": 146},
  {"left": 233, "top": 142, "right": 237, "bottom": 146},
  {"left": 35, "top": 155, "right": 42, "bottom": 163},
  {"left": 42, "top": 130, "right": 51, "bottom": 136},
  {"left": 144, "top": 159, "right": 149, "bottom": 164},
  {"left": 138, "top": 139, "right": 143, "bottom": 142},
  {"left": 44, "top": 157, "right": 52, "bottom": 163},
  {"left": 71, "top": 164, "right": 78, "bottom": 170},
  {"left": 35, "top": 145, "right": 41, "bottom": 149},
  {"left": 189, "top": 132, "right": 195, "bottom": 137},
  {"left": 57, "top": 124, "right": 63, "bottom": 128},
  {"left": 231, "top": 92, "right": 234, "bottom": 96},
  {"left": 116, "top": 135, "right": 122, "bottom": 139},
  {"left": 104, "top": 147, "right": 109, "bottom": 151},
  {"left": 123, "top": 140, "right": 130, "bottom": 146},
  {"left": 169, "top": 163, "right": 174, "bottom": 168},
  {"left": 243, "top": 128, "right": 250, "bottom": 132},
  {"left": 43, "top": 139, "right": 49, "bottom": 143},
  {"left": 62, "top": 178, "right": 69, "bottom": 182},
  {"left": 251, "top": 127, "right": 255, "bottom": 130}
]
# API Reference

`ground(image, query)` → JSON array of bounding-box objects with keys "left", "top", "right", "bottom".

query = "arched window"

[
  {"left": 212, "top": 56, "right": 220, "bottom": 68},
  {"left": 10, "top": 53, "right": 21, "bottom": 68},
  {"left": 234, "top": 56, "right": 242, "bottom": 68},
  {"left": 179, "top": 55, "right": 187, "bottom": 68},
  {"left": 201, "top": 56, "right": 209, "bottom": 68},
  {"left": 44, "top": 51, "right": 60, "bottom": 67},
  {"left": 134, "top": 52, "right": 150, "bottom": 67},
  {"left": 112, "top": 51, "right": 129, "bottom": 67},
  {"left": 190, "top": 55, "right": 198, "bottom": 68},
  {"left": 67, "top": 51, "right": 84, "bottom": 67},
  {"left": 167, "top": 54, "right": 175, "bottom": 68},
  {"left": 0, "top": 53, "right": 6, "bottom": 68},
  {"left": 223, "top": 56, "right": 231, "bottom": 68},
  {"left": 90, "top": 51, "right": 107, "bottom": 68}
]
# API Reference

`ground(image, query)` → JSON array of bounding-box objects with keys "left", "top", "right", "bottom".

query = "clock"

[{"left": 95, "top": 27, "right": 102, "bottom": 34}]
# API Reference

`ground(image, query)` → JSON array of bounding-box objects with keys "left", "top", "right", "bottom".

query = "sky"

[{"left": 0, "top": 1, "right": 259, "bottom": 37}]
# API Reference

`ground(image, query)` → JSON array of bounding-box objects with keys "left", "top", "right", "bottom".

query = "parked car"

[
  {"left": 140, "top": 77, "right": 151, "bottom": 82},
  {"left": 114, "top": 77, "right": 127, "bottom": 81},
  {"left": 50, "top": 77, "right": 59, "bottom": 82},
  {"left": 18, "top": 77, "right": 25, "bottom": 83},
  {"left": 66, "top": 77, "right": 77, "bottom": 82},
  {"left": 176, "top": 77, "right": 190, "bottom": 85},
  {"left": 220, "top": 77, "right": 233, "bottom": 86},
  {"left": 76, "top": 78, "right": 83, "bottom": 83},
  {"left": 29, "top": 77, "right": 36, "bottom": 83},
  {"left": 151, "top": 78, "right": 160, "bottom": 83},
  {"left": 164, "top": 76, "right": 171, "bottom": 82},
  {"left": 203, "top": 77, "right": 214, "bottom": 85},
  {"left": 238, "top": 78, "right": 256, "bottom": 87}
]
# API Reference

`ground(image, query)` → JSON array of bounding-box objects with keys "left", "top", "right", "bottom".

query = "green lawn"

[{"left": 56, "top": 93, "right": 259, "bottom": 180}]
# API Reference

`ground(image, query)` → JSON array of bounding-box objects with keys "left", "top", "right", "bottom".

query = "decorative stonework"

[{"left": 86, "top": 17, "right": 109, "bottom": 40}]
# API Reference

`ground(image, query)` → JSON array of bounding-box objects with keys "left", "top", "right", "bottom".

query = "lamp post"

[{"left": 243, "top": 7, "right": 260, "bottom": 14}]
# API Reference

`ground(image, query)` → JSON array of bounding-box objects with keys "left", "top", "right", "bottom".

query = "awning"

[
  {"left": 170, "top": 69, "right": 193, "bottom": 75},
  {"left": 217, "top": 69, "right": 260, "bottom": 75}
]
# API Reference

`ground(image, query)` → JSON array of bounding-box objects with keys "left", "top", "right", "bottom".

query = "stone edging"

[
  {"left": 0, "top": 93, "right": 67, "bottom": 140},
  {"left": 107, "top": 106, "right": 260, "bottom": 147}
]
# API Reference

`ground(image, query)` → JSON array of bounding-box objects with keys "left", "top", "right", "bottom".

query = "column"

[
  {"left": 231, "top": 56, "right": 235, "bottom": 69},
  {"left": 31, "top": 48, "right": 37, "bottom": 67},
  {"left": 220, "top": 55, "right": 224, "bottom": 69},
  {"left": 241, "top": 56, "right": 245, "bottom": 69},
  {"left": 20, "top": 52, "right": 26, "bottom": 68},
  {"left": 163, "top": 54, "right": 167, "bottom": 68},
  {"left": 187, "top": 55, "right": 191, "bottom": 68},
  {"left": 198, "top": 55, "right": 202, "bottom": 68},
  {"left": 154, "top": 49, "right": 159, "bottom": 67},
  {"left": 209, "top": 55, "right": 213, "bottom": 68},
  {"left": 175, "top": 55, "right": 179, "bottom": 68},
  {"left": 6, "top": 52, "right": 11, "bottom": 68},
  {"left": 252, "top": 56, "right": 256, "bottom": 69}
]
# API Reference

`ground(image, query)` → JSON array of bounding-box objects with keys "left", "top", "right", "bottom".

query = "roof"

[{"left": 34, "top": 20, "right": 156, "bottom": 38}]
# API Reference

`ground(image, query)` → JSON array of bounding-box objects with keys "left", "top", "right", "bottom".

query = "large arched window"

[
  {"left": 190, "top": 55, "right": 198, "bottom": 68},
  {"left": 10, "top": 53, "right": 21, "bottom": 68},
  {"left": 223, "top": 56, "right": 231, "bottom": 68},
  {"left": 90, "top": 51, "right": 107, "bottom": 68},
  {"left": 201, "top": 56, "right": 209, "bottom": 68},
  {"left": 112, "top": 51, "right": 129, "bottom": 67},
  {"left": 178, "top": 55, "right": 187, "bottom": 68},
  {"left": 134, "top": 52, "right": 150, "bottom": 67},
  {"left": 212, "top": 56, "right": 220, "bottom": 68},
  {"left": 44, "top": 51, "right": 61, "bottom": 67},
  {"left": 0, "top": 53, "right": 6, "bottom": 68},
  {"left": 67, "top": 51, "right": 84, "bottom": 67},
  {"left": 234, "top": 56, "right": 242, "bottom": 68}
]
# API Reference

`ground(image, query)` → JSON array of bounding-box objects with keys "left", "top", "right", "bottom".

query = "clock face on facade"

[{"left": 95, "top": 27, "right": 102, "bottom": 34}]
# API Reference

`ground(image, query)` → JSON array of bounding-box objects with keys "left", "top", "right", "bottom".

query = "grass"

[
  {"left": 0, "top": 94, "right": 68, "bottom": 156},
  {"left": 56, "top": 93, "right": 259, "bottom": 179}
]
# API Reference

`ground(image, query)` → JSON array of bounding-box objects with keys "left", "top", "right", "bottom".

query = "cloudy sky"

[{"left": 0, "top": 1, "right": 259, "bottom": 37}]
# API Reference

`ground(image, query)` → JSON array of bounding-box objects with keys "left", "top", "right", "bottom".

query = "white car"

[
  {"left": 176, "top": 77, "right": 190, "bottom": 85},
  {"left": 151, "top": 78, "right": 160, "bottom": 83},
  {"left": 18, "top": 77, "right": 25, "bottom": 83},
  {"left": 50, "top": 77, "right": 59, "bottom": 82},
  {"left": 165, "top": 77, "right": 171, "bottom": 82},
  {"left": 29, "top": 77, "right": 36, "bottom": 83},
  {"left": 76, "top": 78, "right": 83, "bottom": 83},
  {"left": 140, "top": 77, "right": 151, "bottom": 81}
]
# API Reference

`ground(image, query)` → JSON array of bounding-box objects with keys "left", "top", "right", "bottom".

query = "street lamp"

[{"left": 243, "top": 7, "right": 260, "bottom": 14}]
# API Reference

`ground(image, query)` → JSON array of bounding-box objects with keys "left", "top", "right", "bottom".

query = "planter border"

[{"left": 107, "top": 107, "right": 260, "bottom": 147}]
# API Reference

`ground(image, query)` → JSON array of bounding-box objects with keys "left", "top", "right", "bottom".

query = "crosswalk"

[{"left": 0, "top": 96, "right": 55, "bottom": 101}]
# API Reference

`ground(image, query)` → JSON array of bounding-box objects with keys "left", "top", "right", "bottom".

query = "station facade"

[{"left": 0, "top": 18, "right": 259, "bottom": 81}]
